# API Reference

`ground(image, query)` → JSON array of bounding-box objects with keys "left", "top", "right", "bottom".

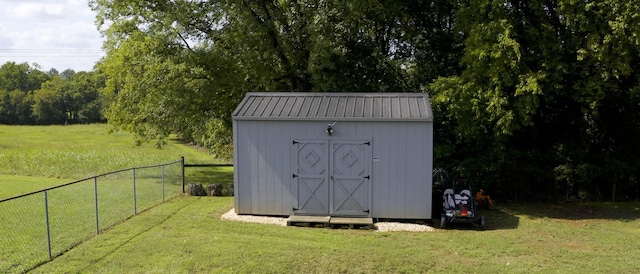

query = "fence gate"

[{"left": 293, "top": 139, "right": 371, "bottom": 216}]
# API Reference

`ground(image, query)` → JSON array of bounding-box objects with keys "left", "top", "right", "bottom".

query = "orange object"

[
  {"left": 461, "top": 205, "right": 468, "bottom": 216},
  {"left": 475, "top": 188, "right": 496, "bottom": 209}
]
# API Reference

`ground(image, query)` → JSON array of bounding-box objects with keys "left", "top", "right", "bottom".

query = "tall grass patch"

[
  {"left": 0, "top": 176, "right": 68, "bottom": 200},
  {"left": 0, "top": 124, "right": 223, "bottom": 199},
  {"left": 0, "top": 124, "right": 211, "bottom": 179}
]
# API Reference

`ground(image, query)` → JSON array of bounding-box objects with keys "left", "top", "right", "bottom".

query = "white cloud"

[
  {"left": 10, "top": 3, "right": 66, "bottom": 18},
  {"left": 0, "top": 0, "right": 104, "bottom": 71}
]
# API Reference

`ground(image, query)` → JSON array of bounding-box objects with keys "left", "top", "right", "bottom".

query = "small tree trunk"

[{"left": 611, "top": 182, "right": 616, "bottom": 202}]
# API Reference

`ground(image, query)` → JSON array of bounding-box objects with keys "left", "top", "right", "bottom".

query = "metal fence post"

[
  {"left": 44, "top": 191, "right": 52, "bottom": 260},
  {"left": 133, "top": 168, "right": 137, "bottom": 215},
  {"left": 94, "top": 177, "right": 99, "bottom": 234},
  {"left": 181, "top": 156, "right": 185, "bottom": 193},
  {"left": 162, "top": 165, "right": 165, "bottom": 202}
]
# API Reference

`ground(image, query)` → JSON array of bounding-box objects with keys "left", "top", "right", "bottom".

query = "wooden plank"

[
  {"left": 287, "top": 215, "right": 330, "bottom": 224},
  {"left": 329, "top": 217, "right": 373, "bottom": 225}
]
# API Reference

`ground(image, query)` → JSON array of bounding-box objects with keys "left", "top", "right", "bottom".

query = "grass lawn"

[
  {"left": 0, "top": 124, "right": 232, "bottom": 273},
  {"left": 31, "top": 197, "right": 640, "bottom": 273}
]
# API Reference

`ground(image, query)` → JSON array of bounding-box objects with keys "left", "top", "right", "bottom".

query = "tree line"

[
  {"left": 0, "top": 62, "right": 108, "bottom": 125},
  {"left": 86, "top": 0, "right": 639, "bottom": 201}
]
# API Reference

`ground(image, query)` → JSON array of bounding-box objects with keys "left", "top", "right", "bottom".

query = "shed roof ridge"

[{"left": 244, "top": 92, "right": 428, "bottom": 98}]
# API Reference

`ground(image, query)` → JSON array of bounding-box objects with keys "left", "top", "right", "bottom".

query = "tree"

[
  {"left": 73, "top": 71, "right": 108, "bottom": 123},
  {"left": 90, "top": 0, "right": 460, "bottom": 158},
  {"left": 0, "top": 62, "right": 107, "bottom": 125},
  {"left": 0, "top": 89, "right": 33, "bottom": 124},
  {"left": 0, "top": 62, "right": 49, "bottom": 92},
  {"left": 429, "top": 0, "right": 640, "bottom": 201},
  {"left": 0, "top": 62, "right": 47, "bottom": 124},
  {"left": 91, "top": 0, "right": 640, "bottom": 200},
  {"left": 31, "top": 71, "right": 106, "bottom": 124},
  {"left": 48, "top": 68, "right": 60, "bottom": 77},
  {"left": 60, "top": 69, "right": 76, "bottom": 80},
  {"left": 33, "top": 77, "right": 67, "bottom": 124}
]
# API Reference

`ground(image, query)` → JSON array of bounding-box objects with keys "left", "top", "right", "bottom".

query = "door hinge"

[
  {"left": 293, "top": 174, "right": 299, "bottom": 178},
  {"left": 293, "top": 140, "right": 299, "bottom": 145},
  {"left": 363, "top": 175, "right": 370, "bottom": 180},
  {"left": 363, "top": 141, "right": 371, "bottom": 146},
  {"left": 293, "top": 207, "right": 299, "bottom": 211},
  {"left": 363, "top": 209, "right": 370, "bottom": 213}
]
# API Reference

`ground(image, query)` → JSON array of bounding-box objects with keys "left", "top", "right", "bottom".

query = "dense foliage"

[
  {"left": 430, "top": 1, "right": 640, "bottom": 202},
  {"left": 0, "top": 62, "right": 108, "bottom": 125},
  {"left": 89, "top": 0, "right": 639, "bottom": 201}
]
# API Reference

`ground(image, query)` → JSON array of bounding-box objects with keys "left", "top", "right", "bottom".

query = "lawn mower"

[{"left": 439, "top": 180, "right": 485, "bottom": 229}]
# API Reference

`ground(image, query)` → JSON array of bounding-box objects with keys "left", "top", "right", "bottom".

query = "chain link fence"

[{"left": 0, "top": 159, "right": 184, "bottom": 273}]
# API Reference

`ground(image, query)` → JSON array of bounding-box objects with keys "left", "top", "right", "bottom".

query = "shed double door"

[{"left": 293, "top": 139, "right": 371, "bottom": 216}]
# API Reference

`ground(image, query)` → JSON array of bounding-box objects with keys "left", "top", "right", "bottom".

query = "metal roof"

[{"left": 232, "top": 92, "right": 433, "bottom": 121}]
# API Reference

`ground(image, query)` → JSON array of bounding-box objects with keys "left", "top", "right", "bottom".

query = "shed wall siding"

[{"left": 234, "top": 119, "right": 433, "bottom": 219}]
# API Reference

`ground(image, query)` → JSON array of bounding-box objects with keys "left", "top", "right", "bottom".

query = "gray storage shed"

[{"left": 232, "top": 92, "right": 434, "bottom": 219}]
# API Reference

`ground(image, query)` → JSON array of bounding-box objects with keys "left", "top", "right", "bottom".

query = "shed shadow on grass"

[
  {"left": 437, "top": 208, "right": 520, "bottom": 231},
  {"left": 481, "top": 208, "right": 520, "bottom": 230},
  {"left": 498, "top": 202, "right": 640, "bottom": 222},
  {"left": 435, "top": 201, "right": 640, "bottom": 230}
]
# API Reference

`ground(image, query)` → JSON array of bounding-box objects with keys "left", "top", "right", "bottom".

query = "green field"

[
  {"left": 0, "top": 124, "right": 230, "bottom": 199},
  {"left": 0, "top": 175, "right": 68, "bottom": 199}
]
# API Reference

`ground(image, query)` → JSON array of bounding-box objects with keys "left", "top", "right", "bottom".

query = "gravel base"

[
  {"left": 220, "top": 208, "right": 436, "bottom": 232},
  {"left": 374, "top": 222, "right": 436, "bottom": 232},
  {"left": 221, "top": 208, "right": 288, "bottom": 226}
]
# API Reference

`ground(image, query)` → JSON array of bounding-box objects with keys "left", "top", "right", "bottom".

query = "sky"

[{"left": 0, "top": 0, "right": 104, "bottom": 72}]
